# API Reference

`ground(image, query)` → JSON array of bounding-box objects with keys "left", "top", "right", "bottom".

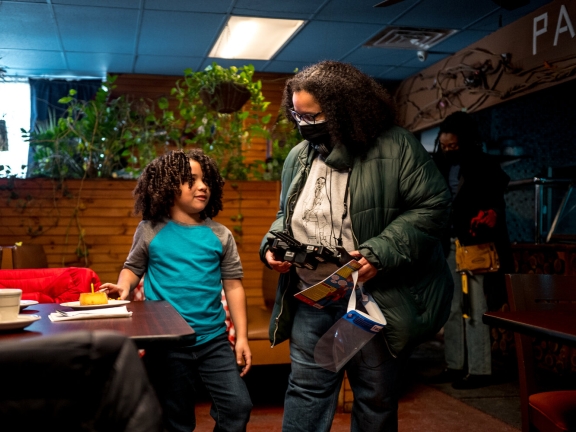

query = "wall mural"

[{"left": 395, "top": 1, "right": 576, "bottom": 133}]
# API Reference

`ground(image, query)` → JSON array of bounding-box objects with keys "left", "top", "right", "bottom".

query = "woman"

[
  {"left": 259, "top": 61, "right": 453, "bottom": 432},
  {"left": 431, "top": 111, "right": 513, "bottom": 390}
]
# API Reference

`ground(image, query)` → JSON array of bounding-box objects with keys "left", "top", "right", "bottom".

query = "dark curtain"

[{"left": 27, "top": 78, "right": 102, "bottom": 177}]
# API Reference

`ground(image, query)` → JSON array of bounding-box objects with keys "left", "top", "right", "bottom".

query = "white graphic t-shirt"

[{"left": 291, "top": 155, "right": 354, "bottom": 288}]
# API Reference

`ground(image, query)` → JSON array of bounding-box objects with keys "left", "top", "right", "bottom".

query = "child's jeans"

[{"left": 144, "top": 333, "right": 252, "bottom": 432}]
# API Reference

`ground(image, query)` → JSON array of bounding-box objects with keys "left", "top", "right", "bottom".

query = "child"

[{"left": 100, "top": 149, "right": 252, "bottom": 432}]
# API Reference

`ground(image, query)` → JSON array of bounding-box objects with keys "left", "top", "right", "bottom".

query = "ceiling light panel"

[{"left": 209, "top": 16, "right": 305, "bottom": 60}]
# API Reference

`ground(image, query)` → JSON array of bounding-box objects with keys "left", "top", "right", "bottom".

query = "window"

[{"left": 0, "top": 80, "right": 31, "bottom": 177}]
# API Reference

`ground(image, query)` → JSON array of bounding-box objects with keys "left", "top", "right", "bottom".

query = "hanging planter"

[{"left": 199, "top": 81, "right": 251, "bottom": 114}]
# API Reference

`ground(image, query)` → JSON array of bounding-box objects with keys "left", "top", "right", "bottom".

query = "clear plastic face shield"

[{"left": 314, "top": 272, "right": 387, "bottom": 372}]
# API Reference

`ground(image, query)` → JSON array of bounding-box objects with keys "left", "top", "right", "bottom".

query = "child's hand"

[
  {"left": 99, "top": 282, "right": 130, "bottom": 300},
  {"left": 234, "top": 338, "right": 252, "bottom": 377}
]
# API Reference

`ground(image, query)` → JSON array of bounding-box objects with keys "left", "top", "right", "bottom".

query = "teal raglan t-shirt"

[{"left": 123, "top": 219, "right": 243, "bottom": 346}]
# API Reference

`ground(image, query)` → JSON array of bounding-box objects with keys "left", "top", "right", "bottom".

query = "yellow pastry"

[{"left": 79, "top": 292, "right": 108, "bottom": 305}]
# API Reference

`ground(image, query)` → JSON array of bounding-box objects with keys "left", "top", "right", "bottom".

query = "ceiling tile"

[
  {"left": 54, "top": 5, "right": 139, "bottom": 53},
  {"left": 0, "top": 3, "right": 60, "bottom": 50},
  {"left": 233, "top": 0, "right": 323, "bottom": 17},
  {"left": 145, "top": 0, "right": 232, "bottom": 13},
  {"left": 343, "top": 47, "right": 414, "bottom": 66},
  {"left": 0, "top": 49, "right": 66, "bottom": 72},
  {"left": 275, "top": 21, "right": 383, "bottom": 62},
  {"left": 53, "top": 0, "right": 140, "bottom": 7},
  {"left": 6, "top": 67, "right": 72, "bottom": 77},
  {"left": 134, "top": 55, "right": 204, "bottom": 76},
  {"left": 138, "top": 11, "right": 223, "bottom": 57},
  {"left": 316, "top": 0, "right": 420, "bottom": 24},
  {"left": 67, "top": 52, "right": 134, "bottom": 76},
  {"left": 394, "top": 0, "right": 498, "bottom": 29}
]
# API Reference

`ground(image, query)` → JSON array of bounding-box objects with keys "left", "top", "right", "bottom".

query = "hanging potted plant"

[
  {"left": 159, "top": 62, "right": 271, "bottom": 180},
  {"left": 196, "top": 63, "right": 256, "bottom": 114}
]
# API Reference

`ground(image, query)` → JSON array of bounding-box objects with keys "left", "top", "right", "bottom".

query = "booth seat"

[
  {"left": 0, "top": 267, "right": 100, "bottom": 303},
  {"left": 247, "top": 266, "right": 290, "bottom": 365}
]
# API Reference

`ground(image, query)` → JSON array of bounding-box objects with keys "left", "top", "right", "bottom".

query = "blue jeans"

[
  {"left": 283, "top": 298, "right": 404, "bottom": 432},
  {"left": 444, "top": 240, "right": 491, "bottom": 375},
  {"left": 144, "top": 333, "right": 252, "bottom": 432}
]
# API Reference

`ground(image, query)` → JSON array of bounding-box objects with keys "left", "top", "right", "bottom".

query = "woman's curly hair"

[
  {"left": 282, "top": 61, "right": 396, "bottom": 156},
  {"left": 133, "top": 148, "right": 224, "bottom": 224}
]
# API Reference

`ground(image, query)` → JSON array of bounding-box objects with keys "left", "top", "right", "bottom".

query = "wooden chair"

[
  {"left": 0, "top": 244, "right": 48, "bottom": 269},
  {"left": 505, "top": 274, "right": 576, "bottom": 432}
]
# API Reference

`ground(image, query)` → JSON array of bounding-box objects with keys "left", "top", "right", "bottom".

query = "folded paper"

[{"left": 294, "top": 259, "right": 363, "bottom": 309}]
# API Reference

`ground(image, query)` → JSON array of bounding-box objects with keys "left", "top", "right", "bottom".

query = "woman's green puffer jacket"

[{"left": 260, "top": 125, "right": 454, "bottom": 356}]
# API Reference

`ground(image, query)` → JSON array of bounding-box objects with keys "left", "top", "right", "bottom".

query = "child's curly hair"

[
  {"left": 133, "top": 148, "right": 224, "bottom": 224},
  {"left": 282, "top": 61, "right": 396, "bottom": 157}
]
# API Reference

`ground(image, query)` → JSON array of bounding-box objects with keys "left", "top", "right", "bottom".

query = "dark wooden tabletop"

[
  {"left": 0, "top": 301, "right": 195, "bottom": 348},
  {"left": 483, "top": 310, "right": 576, "bottom": 346}
]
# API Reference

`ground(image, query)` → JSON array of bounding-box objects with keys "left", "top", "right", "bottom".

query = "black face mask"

[
  {"left": 298, "top": 122, "right": 332, "bottom": 157},
  {"left": 444, "top": 150, "right": 461, "bottom": 166}
]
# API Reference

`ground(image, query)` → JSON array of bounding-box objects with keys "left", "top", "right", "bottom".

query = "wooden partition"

[{"left": 0, "top": 178, "right": 280, "bottom": 306}]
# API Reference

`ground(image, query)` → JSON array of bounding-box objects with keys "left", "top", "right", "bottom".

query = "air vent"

[{"left": 365, "top": 26, "right": 457, "bottom": 50}]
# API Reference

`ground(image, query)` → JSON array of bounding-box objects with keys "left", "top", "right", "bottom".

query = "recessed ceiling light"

[{"left": 209, "top": 16, "right": 305, "bottom": 60}]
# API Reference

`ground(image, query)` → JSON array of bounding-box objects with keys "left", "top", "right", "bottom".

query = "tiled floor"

[{"left": 192, "top": 338, "right": 523, "bottom": 431}]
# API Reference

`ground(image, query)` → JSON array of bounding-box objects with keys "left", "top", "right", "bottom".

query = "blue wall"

[{"left": 470, "top": 79, "right": 576, "bottom": 243}]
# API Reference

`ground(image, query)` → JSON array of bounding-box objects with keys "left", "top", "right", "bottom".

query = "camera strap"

[{"left": 336, "top": 168, "right": 352, "bottom": 247}]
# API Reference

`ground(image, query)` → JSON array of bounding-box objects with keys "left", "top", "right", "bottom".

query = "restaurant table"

[
  {"left": 0, "top": 300, "right": 195, "bottom": 349},
  {"left": 483, "top": 310, "right": 576, "bottom": 346}
]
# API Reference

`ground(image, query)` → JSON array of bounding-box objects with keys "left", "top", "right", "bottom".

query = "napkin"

[{"left": 48, "top": 306, "right": 132, "bottom": 322}]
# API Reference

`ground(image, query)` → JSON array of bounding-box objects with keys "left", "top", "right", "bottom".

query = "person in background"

[
  {"left": 259, "top": 61, "right": 453, "bottom": 432},
  {"left": 431, "top": 111, "right": 513, "bottom": 390},
  {"left": 101, "top": 149, "right": 252, "bottom": 432}
]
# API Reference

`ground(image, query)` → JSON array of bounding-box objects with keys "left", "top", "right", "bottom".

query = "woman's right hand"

[
  {"left": 99, "top": 282, "right": 130, "bottom": 300},
  {"left": 265, "top": 250, "right": 292, "bottom": 273}
]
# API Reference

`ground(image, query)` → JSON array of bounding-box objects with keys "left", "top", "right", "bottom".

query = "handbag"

[{"left": 455, "top": 239, "right": 500, "bottom": 274}]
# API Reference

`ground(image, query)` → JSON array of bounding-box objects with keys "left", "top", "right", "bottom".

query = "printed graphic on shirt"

[{"left": 301, "top": 176, "right": 334, "bottom": 247}]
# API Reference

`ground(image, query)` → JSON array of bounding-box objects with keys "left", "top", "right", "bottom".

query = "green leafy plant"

[
  {"left": 255, "top": 110, "right": 302, "bottom": 181},
  {"left": 159, "top": 62, "right": 272, "bottom": 180},
  {"left": 25, "top": 75, "right": 166, "bottom": 181}
]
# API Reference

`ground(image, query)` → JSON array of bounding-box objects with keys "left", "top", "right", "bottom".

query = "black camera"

[{"left": 267, "top": 231, "right": 355, "bottom": 270}]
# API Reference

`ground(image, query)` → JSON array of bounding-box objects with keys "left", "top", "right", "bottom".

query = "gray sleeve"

[
  {"left": 206, "top": 219, "right": 244, "bottom": 280},
  {"left": 123, "top": 221, "right": 164, "bottom": 278}
]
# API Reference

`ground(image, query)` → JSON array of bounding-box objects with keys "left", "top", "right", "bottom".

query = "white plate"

[
  {"left": 59, "top": 300, "right": 130, "bottom": 310},
  {"left": 20, "top": 300, "right": 39, "bottom": 311},
  {"left": 0, "top": 315, "right": 41, "bottom": 331}
]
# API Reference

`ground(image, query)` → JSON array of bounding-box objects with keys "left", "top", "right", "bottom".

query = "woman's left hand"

[{"left": 349, "top": 251, "right": 378, "bottom": 283}]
